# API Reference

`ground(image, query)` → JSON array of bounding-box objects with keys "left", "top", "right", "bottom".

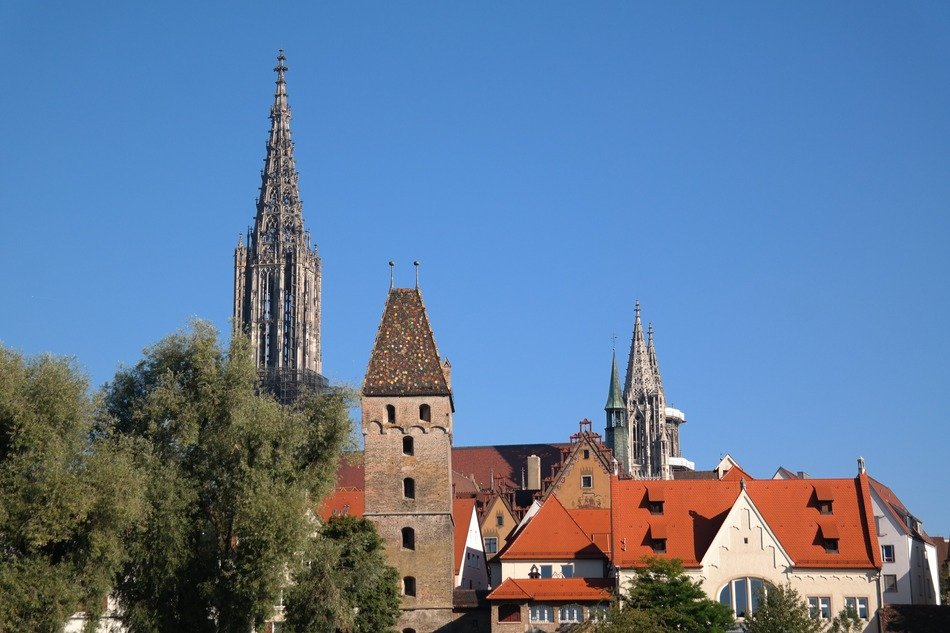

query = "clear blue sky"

[{"left": 2, "top": 3, "right": 948, "bottom": 535}]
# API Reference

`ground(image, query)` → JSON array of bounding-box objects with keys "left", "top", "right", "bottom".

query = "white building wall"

[
  {"left": 456, "top": 506, "right": 490, "bottom": 590},
  {"left": 498, "top": 559, "right": 605, "bottom": 584}
]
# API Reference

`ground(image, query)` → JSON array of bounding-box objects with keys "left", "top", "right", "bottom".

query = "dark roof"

[
  {"left": 453, "top": 443, "right": 566, "bottom": 491},
  {"left": 881, "top": 604, "right": 950, "bottom": 632},
  {"left": 362, "top": 288, "right": 450, "bottom": 397},
  {"left": 672, "top": 469, "right": 719, "bottom": 480}
]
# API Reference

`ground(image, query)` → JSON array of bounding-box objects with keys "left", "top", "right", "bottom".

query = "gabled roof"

[
  {"left": 454, "top": 498, "right": 478, "bottom": 572},
  {"left": 500, "top": 496, "right": 607, "bottom": 560},
  {"left": 869, "top": 477, "right": 934, "bottom": 545},
  {"left": 452, "top": 443, "right": 566, "bottom": 492},
  {"left": 612, "top": 477, "right": 880, "bottom": 570},
  {"left": 362, "top": 288, "right": 451, "bottom": 397},
  {"left": 486, "top": 577, "right": 613, "bottom": 602}
]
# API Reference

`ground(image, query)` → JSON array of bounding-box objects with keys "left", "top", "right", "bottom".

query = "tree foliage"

[
  {"left": 284, "top": 515, "right": 401, "bottom": 633},
  {"left": 828, "top": 607, "right": 864, "bottom": 633},
  {"left": 99, "top": 322, "right": 352, "bottom": 633},
  {"left": 0, "top": 345, "right": 142, "bottom": 632},
  {"left": 582, "top": 557, "right": 734, "bottom": 633},
  {"left": 740, "top": 583, "right": 824, "bottom": 633}
]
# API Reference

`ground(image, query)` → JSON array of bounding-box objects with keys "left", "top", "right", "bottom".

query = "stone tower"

[
  {"left": 362, "top": 281, "right": 456, "bottom": 632},
  {"left": 606, "top": 302, "right": 686, "bottom": 479},
  {"left": 234, "top": 51, "right": 326, "bottom": 403}
]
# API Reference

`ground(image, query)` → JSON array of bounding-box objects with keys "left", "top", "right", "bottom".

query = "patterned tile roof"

[
  {"left": 486, "top": 577, "right": 613, "bottom": 601},
  {"left": 363, "top": 288, "right": 450, "bottom": 397},
  {"left": 611, "top": 476, "right": 880, "bottom": 570}
]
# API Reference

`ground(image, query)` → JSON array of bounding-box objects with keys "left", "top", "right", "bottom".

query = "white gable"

[{"left": 701, "top": 488, "right": 794, "bottom": 573}]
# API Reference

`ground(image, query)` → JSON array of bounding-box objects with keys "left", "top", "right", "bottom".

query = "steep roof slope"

[
  {"left": 363, "top": 288, "right": 450, "bottom": 397},
  {"left": 870, "top": 477, "right": 935, "bottom": 545},
  {"left": 500, "top": 496, "right": 607, "bottom": 560},
  {"left": 453, "top": 498, "right": 477, "bottom": 572}
]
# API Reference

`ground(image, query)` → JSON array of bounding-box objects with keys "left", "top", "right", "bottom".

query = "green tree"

[
  {"left": 99, "top": 322, "right": 351, "bottom": 633},
  {"left": 740, "top": 583, "right": 824, "bottom": 633},
  {"left": 828, "top": 607, "right": 863, "bottom": 633},
  {"left": 583, "top": 557, "right": 734, "bottom": 633},
  {"left": 0, "top": 346, "right": 143, "bottom": 632},
  {"left": 284, "top": 515, "right": 401, "bottom": 633}
]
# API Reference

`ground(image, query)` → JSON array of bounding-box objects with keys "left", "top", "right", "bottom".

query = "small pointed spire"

[
  {"left": 605, "top": 349, "right": 624, "bottom": 411},
  {"left": 624, "top": 299, "right": 655, "bottom": 399},
  {"left": 389, "top": 261, "right": 395, "bottom": 289},
  {"left": 414, "top": 260, "right": 420, "bottom": 288},
  {"left": 648, "top": 322, "right": 664, "bottom": 396}
]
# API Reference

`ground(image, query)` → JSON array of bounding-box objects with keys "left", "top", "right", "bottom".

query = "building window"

[
  {"left": 808, "top": 596, "right": 831, "bottom": 620},
  {"left": 844, "top": 597, "right": 869, "bottom": 619},
  {"left": 539, "top": 564, "right": 553, "bottom": 579},
  {"left": 401, "top": 527, "right": 415, "bottom": 550},
  {"left": 719, "top": 577, "right": 775, "bottom": 618},
  {"left": 819, "top": 501, "right": 833, "bottom": 514},
  {"left": 529, "top": 605, "right": 554, "bottom": 623},
  {"left": 496, "top": 512, "right": 503, "bottom": 527},
  {"left": 402, "top": 629, "right": 416, "bottom": 633},
  {"left": 581, "top": 475, "right": 593, "bottom": 488},
  {"left": 883, "top": 574, "right": 898, "bottom": 592},
  {"left": 589, "top": 604, "right": 609, "bottom": 622},
  {"left": 498, "top": 604, "right": 521, "bottom": 623},
  {"left": 419, "top": 404, "right": 431, "bottom": 422},
  {"left": 882, "top": 544, "right": 895, "bottom": 562},
  {"left": 403, "top": 478, "right": 415, "bottom": 499},
  {"left": 560, "top": 564, "right": 574, "bottom": 578},
  {"left": 559, "top": 604, "right": 584, "bottom": 623},
  {"left": 386, "top": 404, "right": 396, "bottom": 424},
  {"left": 403, "top": 576, "right": 416, "bottom": 596},
  {"left": 583, "top": 449, "right": 590, "bottom": 459},
  {"left": 402, "top": 435, "right": 414, "bottom": 456},
  {"left": 823, "top": 538, "right": 839, "bottom": 554},
  {"left": 651, "top": 538, "right": 667, "bottom": 554},
  {"left": 875, "top": 515, "right": 885, "bottom": 536},
  {"left": 649, "top": 501, "right": 664, "bottom": 515},
  {"left": 484, "top": 537, "right": 497, "bottom": 554}
]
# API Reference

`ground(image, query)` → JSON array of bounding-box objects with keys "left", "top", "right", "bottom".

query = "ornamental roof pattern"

[{"left": 362, "top": 288, "right": 451, "bottom": 397}]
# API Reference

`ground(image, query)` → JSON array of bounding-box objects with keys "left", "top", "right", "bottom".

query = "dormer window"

[
  {"left": 813, "top": 483, "right": 835, "bottom": 514},
  {"left": 403, "top": 436, "right": 414, "bottom": 456},
  {"left": 649, "top": 521, "right": 667, "bottom": 553},
  {"left": 647, "top": 487, "right": 665, "bottom": 515},
  {"left": 819, "top": 520, "right": 839, "bottom": 554},
  {"left": 419, "top": 404, "right": 431, "bottom": 423},
  {"left": 651, "top": 538, "right": 667, "bottom": 553},
  {"left": 386, "top": 404, "right": 396, "bottom": 424},
  {"left": 819, "top": 501, "right": 833, "bottom": 515}
]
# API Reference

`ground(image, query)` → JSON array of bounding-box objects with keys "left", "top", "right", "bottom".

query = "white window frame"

[
  {"left": 529, "top": 605, "right": 554, "bottom": 623},
  {"left": 559, "top": 604, "right": 584, "bottom": 623},
  {"left": 581, "top": 475, "right": 593, "bottom": 488},
  {"left": 844, "top": 596, "right": 869, "bottom": 619},
  {"left": 808, "top": 596, "right": 831, "bottom": 620},
  {"left": 883, "top": 574, "right": 898, "bottom": 592},
  {"left": 882, "top": 544, "right": 895, "bottom": 562}
]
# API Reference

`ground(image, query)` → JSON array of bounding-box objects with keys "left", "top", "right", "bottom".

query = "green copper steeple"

[{"left": 605, "top": 350, "right": 624, "bottom": 411}]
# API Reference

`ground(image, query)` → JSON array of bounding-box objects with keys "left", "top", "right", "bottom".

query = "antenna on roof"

[
  {"left": 389, "top": 261, "right": 395, "bottom": 289},
  {"left": 413, "top": 260, "right": 420, "bottom": 288}
]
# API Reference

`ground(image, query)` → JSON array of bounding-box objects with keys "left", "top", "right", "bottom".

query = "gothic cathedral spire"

[{"left": 234, "top": 51, "right": 326, "bottom": 404}]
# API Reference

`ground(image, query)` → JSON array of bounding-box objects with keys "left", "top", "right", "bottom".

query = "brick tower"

[
  {"left": 362, "top": 277, "right": 456, "bottom": 632},
  {"left": 233, "top": 51, "right": 326, "bottom": 403}
]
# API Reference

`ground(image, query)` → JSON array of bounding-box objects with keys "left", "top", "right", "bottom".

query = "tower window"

[
  {"left": 496, "top": 512, "right": 503, "bottom": 527},
  {"left": 419, "top": 404, "right": 431, "bottom": 422},
  {"left": 386, "top": 405, "right": 396, "bottom": 424},
  {"left": 403, "top": 478, "right": 415, "bottom": 499},
  {"left": 401, "top": 527, "right": 415, "bottom": 550},
  {"left": 403, "top": 576, "right": 416, "bottom": 596},
  {"left": 583, "top": 449, "right": 590, "bottom": 459},
  {"left": 403, "top": 436, "right": 414, "bottom": 456},
  {"left": 581, "top": 475, "right": 593, "bottom": 488}
]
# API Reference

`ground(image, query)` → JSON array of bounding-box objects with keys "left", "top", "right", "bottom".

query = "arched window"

[
  {"left": 403, "top": 477, "right": 415, "bottom": 499},
  {"left": 403, "top": 576, "right": 416, "bottom": 596},
  {"left": 401, "top": 527, "right": 415, "bottom": 550},
  {"left": 718, "top": 577, "right": 776, "bottom": 617},
  {"left": 419, "top": 403, "right": 431, "bottom": 422},
  {"left": 402, "top": 629, "right": 417, "bottom": 633},
  {"left": 403, "top": 435, "right": 414, "bottom": 456},
  {"left": 386, "top": 404, "right": 396, "bottom": 424}
]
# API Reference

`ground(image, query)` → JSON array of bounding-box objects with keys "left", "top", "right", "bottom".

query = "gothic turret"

[
  {"left": 604, "top": 349, "right": 628, "bottom": 471},
  {"left": 234, "top": 51, "right": 326, "bottom": 403}
]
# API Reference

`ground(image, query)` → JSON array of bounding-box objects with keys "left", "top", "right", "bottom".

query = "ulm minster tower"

[{"left": 234, "top": 51, "right": 327, "bottom": 403}]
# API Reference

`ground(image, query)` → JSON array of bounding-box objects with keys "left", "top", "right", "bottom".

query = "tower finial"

[
  {"left": 389, "top": 260, "right": 395, "bottom": 290},
  {"left": 414, "top": 260, "right": 420, "bottom": 289}
]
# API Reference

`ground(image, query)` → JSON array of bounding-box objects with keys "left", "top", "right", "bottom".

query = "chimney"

[
  {"left": 857, "top": 456, "right": 866, "bottom": 475},
  {"left": 527, "top": 454, "right": 541, "bottom": 491}
]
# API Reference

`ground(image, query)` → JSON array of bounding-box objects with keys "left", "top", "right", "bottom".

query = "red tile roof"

[
  {"left": 501, "top": 496, "right": 608, "bottom": 560},
  {"left": 452, "top": 443, "right": 566, "bottom": 491},
  {"left": 317, "top": 488, "right": 365, "bottom": 522},
  {"left": 869, "top": 477, "right": 935, "bottom": 545},
  {"left": 611, "top": 476, "right": 880, "bottom": 570},
  {"left": 454, "top": 498, "right": 477, "bottom": 572},
  {"left": 487, "top": 577, "right": 613, "bottom": 601},
  {"left": 362, "top": 288, "right": 451, "bottom": 397}
]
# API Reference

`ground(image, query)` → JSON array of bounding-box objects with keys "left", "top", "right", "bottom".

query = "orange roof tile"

[
  {"left": 487, "top": 577, "right": 613, "bottom": 602},
  {"left": 612, "top": 477, "right": 879, "bottom": 570},
  {"left": 454, "top": 498, "right": 477, "bottom": 572},
  {"left": 869, "top": 477, "right": 934, "bottom": 545},
  {"left": 317, "top": 488, "right": 365, "bottom": 522},
  {"left": 501, "top": 496, "right": 607, "bottom": 560}
]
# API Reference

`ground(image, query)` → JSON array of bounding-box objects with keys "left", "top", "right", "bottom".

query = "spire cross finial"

[
  {"left": 414, "top": 260, "right": 420, "bottom": 288},
  {"left": 635, "top": 299, "right": 641, "bottom": 316},
  {"left": 611, "top": 334, "right": 617, "bottom": 352},
  {"left": 389, "top": 261, "right": 395, "bottom": 289},
  {"left": 275, "top": 49, "right": 288, "bottom": 77}
]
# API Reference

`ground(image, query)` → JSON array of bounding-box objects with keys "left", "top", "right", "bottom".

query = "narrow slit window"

[
  {"left": 401, "top": 527, "right": 415, "bottom": 550},
  {"left": 419, "top": 404, "right": 431, "bottom": 422},
  {"left": 403, "top": 435, "right": 414, "bottom": 456},
  {"left": 386, "top": 405, "right": 396, "bottom": 424},
  {"left": 403, "top": 576, "right": 416, "bottom": 596},
  {"left": 403, "top": 477, "right": 415, "bottom": 499}
]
